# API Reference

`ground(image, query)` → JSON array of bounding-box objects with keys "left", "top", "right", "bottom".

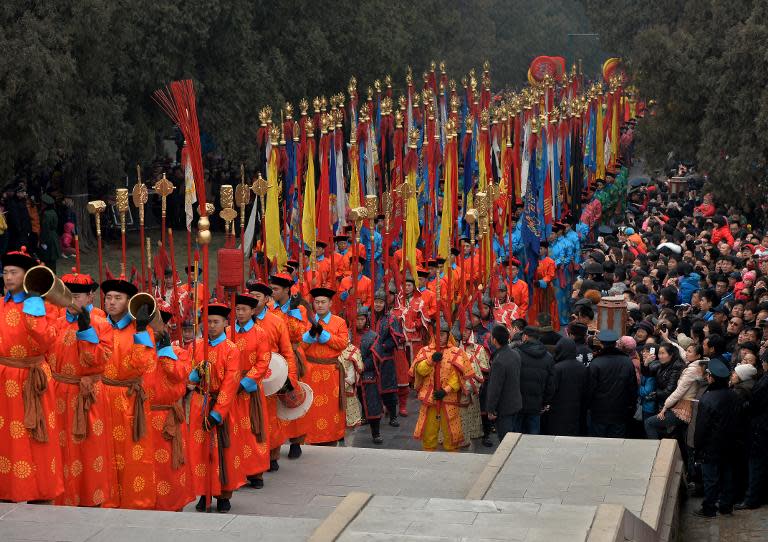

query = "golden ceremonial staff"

[
  {"left": 235, "top": 165, "right": 251, "bottom": 290},
  {"left": 132, "top": 167, "right": 149, "bottom": 289},
  {"left": 87, "top": 199, "right": 106, "bottom": 306},
  {"left": 154, "top": 172, "right": 175, "bottom": 248},
  {"left": 116, "top": 188, "right": 129, "bottom": 277}
]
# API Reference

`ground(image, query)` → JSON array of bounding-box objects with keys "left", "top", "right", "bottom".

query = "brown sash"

[
  {"left": 0, "top": 355, "right": 48, "bottom": 442},
  {"left": 150, "top": 399, "right": 186, "bottom": 469},
  {"left": 52, "top": 372, "right": 101, "bottom": 441},
  {"left": 306, "top": 355, "right": 346, "bottom": 410},
  {"left": 103, "top": 376, "right": 146, "bottom": 442},
  {"left": 241, "top": 371, "right": 265, "bottom": 443},
  {"left": 292, "top": 344, "right": 306, "bottom": 379},
  {"left": 206, "top": 391, "right": 230, "bottom": 486}
]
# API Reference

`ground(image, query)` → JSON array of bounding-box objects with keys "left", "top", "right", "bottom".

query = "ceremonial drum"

[
  {"left": 277, "top": 382, "right": 314, "bottom": 421},
  {"left": 262, "top": 352, "right": 289, "bottom": 396}
]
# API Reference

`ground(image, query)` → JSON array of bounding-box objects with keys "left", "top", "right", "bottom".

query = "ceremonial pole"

[
  {"left": 167, "top": 228, "right": 181, "bottom": 342},
  {"left": 365, "top": 195, "right": 378, "bottom": 327},
  {"left": 155, "top": 173, "right": 175, "bottom": 284},
  {"left": 252, "top": 172, "right": 268, "bottom": 281},
  {"left": 116, "top": 188, "right": 129, "bottom": 277},
  {"left": 87, "top": 200, "right": 106, "bottom": 306},
  {"left": 235, "top": 166, "right": 250, "bottom": 291},
  {"left": 132, "top": 167, "right": 148, "bottom": 289}
]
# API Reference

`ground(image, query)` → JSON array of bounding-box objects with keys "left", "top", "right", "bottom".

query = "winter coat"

[
  {"left": 711, "top": 224, "right": 735, "bottom": 247},
  {"left": 485, "top": 344, "right": 523, "bottom": 417},
  {"left": 516, "top": 339, "right": 555, "bottom": 415},
  {"left": 650, "top": 358, "right": 685, "bottom": 409},
  {"left": 748, "top": 374, "right": 768, "bottom": 449},
  {"left": 694, "top": 383, "right": 741, "bottom": 462},
  {"left": 678, "top": 272, "right": 701, "bottom": 304},
  {"left": 547, "top": 338, "right": 588, "bottom": 436},
  {"left": 663, "top": 363, "right": 704, "bottom": 410},
  {"left": 639, "top": 375, "right": 657, "bottom": 414},
  {"left": 588, "top": 346, "right": 639, "bottom": 424}
]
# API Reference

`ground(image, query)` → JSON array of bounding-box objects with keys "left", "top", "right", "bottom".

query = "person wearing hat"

[
  {"left": 410, "top": 317, "right": 470, "bottom": 451},
  {"left": 50, "top": 270, "right": 114, "bottom": 507},
  {"left": 586, "top": 329, "right": 639, "bottom": 438},
  {"left": 354, "top": 306, "right": 386, "bottom": 444},
  {"left": 99, "top": 275, "right": 158, "bottom": 509},
  {"left": 145, "top": 299, "right": 195, "bottom": 511},
  {"left": 335, "top": 235, "right": 367, "bottom": 278},
  {"left": 269, "top": 272, "right": 311, "bottom": 459},
  {"left": 179, "top": 265, "right": 206, "bottom": 314},
  {"left": 506, "top": 258, "right": 529, "bottom": 320},
  {"left": 530, "top": 241, "right": 560, "bottom": 332},
  {"left": 188, "top": 302, "right": 248, "bottom": 513},
  {"left": 229, "top": 292, "right": 271, "bottom": 488},
  {"left": 301, "top": 286, "right": 350, "bottom": 445},
  {"left": 390, "top": 271, "right": 423, "bottom": 417},
  {"left": 338, "top": 255, "right": 373, "bottom": 311},
  {"left": 371, "top": 287, "right": 401, "bottom": 428},
  {"left": 456, "top": 317, "right": 489, "bottom": 444},
  {"left": 692, "top": 358, "right": 740, "bottom": 517},
  {"left": 249, "top": 282, "right": 298, "bottom": 468},
  {"left": 392, "top": 244, "right": 425, "bottom": 281}
]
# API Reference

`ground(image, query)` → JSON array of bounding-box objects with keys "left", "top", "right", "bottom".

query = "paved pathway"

[
  {"left": 344, "top": 389, "right": 497, "bottom": 455},
  {"left": 680, "top": 496, "right": 768, "bottom": 541}
]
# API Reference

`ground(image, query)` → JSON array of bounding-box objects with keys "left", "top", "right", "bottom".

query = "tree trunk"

[{"left": 63, "top": 157, "right": 96, "bottom": 250}]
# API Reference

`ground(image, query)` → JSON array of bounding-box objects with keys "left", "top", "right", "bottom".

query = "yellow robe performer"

[{"left": 410, "top": 324, "right": 467, "bottom": 451}]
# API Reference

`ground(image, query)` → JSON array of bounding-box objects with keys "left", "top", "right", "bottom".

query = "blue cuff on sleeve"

[
  {"left": 340, "top": 291, "right": 349, "bottom": 301},
  {"left": 210, "top": 410, "right": 222, "bottom": 424},
  {"left": 133, "top": 330, "right": 154, "bottom": 348},
  {"left": 76, "top": 327, "right": 99, "bottom": 344},
  {"left": 302, "top": 330, "right": 316, "bottom": 344},
  {"left": 189, "top": 369, "right": 201, "bottom": 383},
  {"left": 538, "top": 280, "right": 547, "bottom": 289},
  {"left": 22, "top": 296, "right": 46, "bottom": 317},
  {"left": 157, "top": 346, "right": 178, "bottom": 361},
  {"left": 240, "top": 377, "right": 258, "bottom": 393},
  {"left": 288, "top": 308, "right": 304, "bottom": 321},
  {"left": 318, "top": 329, "right": 331, "bottom": 344}
]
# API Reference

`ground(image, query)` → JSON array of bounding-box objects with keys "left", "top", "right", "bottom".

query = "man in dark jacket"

[
  {"left": 568, "top": 321, "right": 594, "bottom": 366},
  {"left": 736, "top": 355, "right": 768, "bottom": 510},
  {"left": 547, "top": 337, "right": 589, "bottom": 436},
  {"left": 514, "top": 326, "right": 555, "bottom": 435},
  {"left": 693, "top": 359, "right": 740, "bottom": 517},
  {"left": 587, "top": 329, "right": 638, "bottom": 438},
  {"left": 485, "top": 325, "right": 522, "bottom": 442}
]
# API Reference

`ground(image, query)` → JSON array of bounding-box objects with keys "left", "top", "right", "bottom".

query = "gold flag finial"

[
  {"left": 299, "top": 98, "right": 309, "bottom": 116},
  {"left": 284, "top": 101, "right": 293, "bottom": 120},
  {"left": 348, "top": 76, "right": 357, "bottom": 96}
]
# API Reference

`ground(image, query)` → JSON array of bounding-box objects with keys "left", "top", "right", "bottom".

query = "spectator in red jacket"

[
  {"left": 711, "top": 216, "right": 735, "bottom": 247},
  {"left": 694, "top": 193, "right": 716, "bottom": 217}
]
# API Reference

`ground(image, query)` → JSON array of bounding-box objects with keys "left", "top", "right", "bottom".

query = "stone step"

[
  {"left": 337, "top": 495, "right": 597, "bottom": 542},
  {"left": 181, "top": 444, "right": 492, "bottom": 519},
  {"left": 0, "top": 503, "right": 320, "bottom": 542}
]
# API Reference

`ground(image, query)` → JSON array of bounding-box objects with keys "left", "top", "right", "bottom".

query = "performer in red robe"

[
  {"left": 0, "top": 249, "right": 63, "bottom": 503},
  {"left": 51, "top": 271, "right": 114, "bottom": 507},
  {"left": 529, "top": 241, "right": 559, "bottom": 329}
]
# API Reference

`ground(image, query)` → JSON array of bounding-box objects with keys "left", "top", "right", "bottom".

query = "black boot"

[
  {"left": 216, "top": 498, "right": 231, "bottom": 513},
  {"left": 482, "top": 434, "right": 494, "bottom": 447},
  {"left": 288, "top": 443, "right": 303, "bottom": 459},
  {"left": 389, "top": 414, "right": 400, "bottom": 427},
  {"left": 195, "top": 495, "right": 208, "bottom": 512},
  {"left": 269, "top": 459, "right": 279, "bottom": 472},
  {"left": 247, "top": 475, "right": 263, "bottom": 489},
  {"left": 370, "top": 419, "right": 383, "bottom": 444}
]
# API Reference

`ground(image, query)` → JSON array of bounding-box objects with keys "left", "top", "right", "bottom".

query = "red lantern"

[{"left": 216, "top": 247, "right": 243, "bottom": 288}]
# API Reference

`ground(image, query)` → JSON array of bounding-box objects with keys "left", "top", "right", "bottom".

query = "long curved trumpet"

[
  {"left": 23, "top": 265, "right": 74, "bottom": 309},
  {"left": 128, "top": 292, "right": 164, "bottom": 332}
]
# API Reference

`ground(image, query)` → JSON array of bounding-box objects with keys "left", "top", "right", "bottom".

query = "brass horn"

[
  {"left": 128, "top": 292, "right": 164, "bottom": 332},
  {"left": 23, "top": 265, "right": 74, "bottom": 309}
]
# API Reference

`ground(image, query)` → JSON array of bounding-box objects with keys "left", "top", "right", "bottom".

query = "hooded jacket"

[
  {"left": 516, "top": 339, "right": 555, "bottom": 415},
  {"left": 588, "top": 345, "right": 638, "bottom": 424},
  {"left": 548, "top": 338, "right": 589, "bottom": 435}
]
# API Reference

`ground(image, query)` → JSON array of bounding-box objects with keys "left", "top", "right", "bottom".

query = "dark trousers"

[
  {"left": 744, "top": 444, "right": 768, "bottom": 506},
  {"left": 589, "top": 420, "right": 627, "bottom": 438},
  {"left": 701, "top": 460, "right": 734, "bottom": 514},
  {"left": 381, "top": 392, "right": 398, "bottom": 417},
  {"left": 644, "top": 410, "right": 683, "bottom": 439},
  {"left": 495, "top": 414, "right": 520, "bottom": 442},
  {"left": 517, "top": 414, "right": 541, "bottom": 435}
]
